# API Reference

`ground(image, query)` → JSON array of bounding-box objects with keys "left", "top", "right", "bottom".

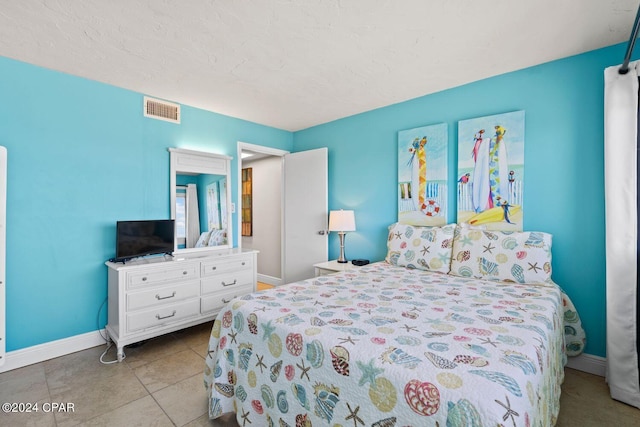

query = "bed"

[{"left": 204, "top": 223, "right": 585, "bottom": 426}]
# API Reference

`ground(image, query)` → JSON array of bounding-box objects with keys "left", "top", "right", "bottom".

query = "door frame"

[{"left": 237, "top": 142, "right": 289, "bottom": 285}]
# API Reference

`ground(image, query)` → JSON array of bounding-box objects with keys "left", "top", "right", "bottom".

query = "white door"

[{"left": 283, "top": 148, "right": 328, "bottom": 283}]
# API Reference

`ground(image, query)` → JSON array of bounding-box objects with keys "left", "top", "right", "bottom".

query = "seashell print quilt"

[{"left": 204, "top": 262, "right": 584, "bottom": 426}]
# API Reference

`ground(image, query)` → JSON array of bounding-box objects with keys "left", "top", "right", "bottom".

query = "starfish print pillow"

[
  {"left": 449, "top": 227, "right": 553, "bottom": 284},
  {"left": 385, "top": 222, "right": 456, "bottom": 273}
]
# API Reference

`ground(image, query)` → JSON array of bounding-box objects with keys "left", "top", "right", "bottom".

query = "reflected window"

[{"left": 176, "top": 190, "right": 186, "bottom": 246}]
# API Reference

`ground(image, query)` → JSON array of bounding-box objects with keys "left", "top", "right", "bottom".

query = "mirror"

[{"left": 170, "top": 148, "right": 233, "bottom": 254}]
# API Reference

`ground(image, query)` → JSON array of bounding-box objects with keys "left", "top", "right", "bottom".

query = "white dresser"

[{"left": 105, "top": 249, "right": 257, "bottom": 361}]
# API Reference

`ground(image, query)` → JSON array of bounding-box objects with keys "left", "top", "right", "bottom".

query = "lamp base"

[{"left": 337, "top": 232, "right": 348, "bottom": 263}]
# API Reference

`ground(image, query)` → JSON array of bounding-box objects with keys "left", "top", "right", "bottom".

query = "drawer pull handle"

[
  {"left": 241, "top": 262, "right": 245, "bottom": 266},
  {"left": 222, "top": 297, "right": 234, "bottom": 304},
  {"left": 183, "top": 271, "right": 188, "bottom": 275},
  {"left": 155, "top": 291, "right": 176, "bottom": 300},
  {"left": 222, "top": 279, "right": 237, "bottom": 287},
  {"left": 156, "top": 311, "right": 177, "bottom": 320},
  {"left": 142, "top": 277, "right": 147, "bottom": 281},
  {"left": 212, "top": 266, "right": 217, "bottom": 271}
]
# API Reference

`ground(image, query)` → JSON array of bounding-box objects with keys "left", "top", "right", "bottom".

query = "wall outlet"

[{"left": 231, "top": 203, "right": 236, "bottom": 213}]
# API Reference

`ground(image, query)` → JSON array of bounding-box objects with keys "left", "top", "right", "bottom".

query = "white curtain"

[
  {"left": 186, "top": 183, "right": 200, "bottom": 248},
  {"left": 604, "top": 61, "right": 640, "bottom": 408}
]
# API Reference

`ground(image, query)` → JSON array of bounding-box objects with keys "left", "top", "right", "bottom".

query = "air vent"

[{"left": 143, "top": 96, "right": 180, "bottom": 124}]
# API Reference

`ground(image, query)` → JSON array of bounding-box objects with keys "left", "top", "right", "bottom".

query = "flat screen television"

[{"left": 113, "top": 219, "right": 175, "bottom": 262}]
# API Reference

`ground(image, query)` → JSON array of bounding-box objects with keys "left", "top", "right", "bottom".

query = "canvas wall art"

[
  {"left": 457, "top": 110, "right": 524, "bottom": 231},
  {"left": 398, "top": 123, "right": 448, "bottom": 226}
]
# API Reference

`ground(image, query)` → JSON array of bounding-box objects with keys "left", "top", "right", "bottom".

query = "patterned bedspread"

[{"left": 204, "top": 262, "right": 581, "bottom": 426}]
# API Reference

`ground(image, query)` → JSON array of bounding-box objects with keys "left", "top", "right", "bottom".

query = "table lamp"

[{"left": 328, "top": 210, "right": 356, "bottom": 263}]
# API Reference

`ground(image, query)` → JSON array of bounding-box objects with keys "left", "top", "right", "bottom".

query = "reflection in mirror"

[
  {"left": 169, "top": 148, "right": 232, "bottom": 254},
  {"left": 175, "top": 174, "right": 228, "bottom": 249}
]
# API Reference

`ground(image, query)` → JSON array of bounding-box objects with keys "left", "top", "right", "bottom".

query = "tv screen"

[{"left": 114, "top": 219, "right": 175, "bottom": 262}]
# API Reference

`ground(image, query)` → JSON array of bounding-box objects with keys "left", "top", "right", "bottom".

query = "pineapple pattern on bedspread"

[{"left": 204, "top": 262, "right": 579, "bottom": 426}]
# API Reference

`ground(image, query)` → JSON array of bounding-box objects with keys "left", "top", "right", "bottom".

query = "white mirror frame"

[{"left": 169, "top": 148, "right": 233, "bottom": 255}]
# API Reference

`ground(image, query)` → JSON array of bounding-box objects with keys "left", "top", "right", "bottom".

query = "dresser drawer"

[
  {"left": 126, "top": 299, "right": 200, "bottom": 332},
  {"left": 201, "top": 270, "right": 253, "bottom": 295},
  {"left": 126, "top": 280, "right": 200, "bottom": 311},
  {"left": 127, "top": 263, "right": 199, "bottom": 289},
  {"left": 201, "top": 254, "right": 253, "bottom": 277},
  {"left": 201, "top": 285, "right": 253, "bottom": 314}
]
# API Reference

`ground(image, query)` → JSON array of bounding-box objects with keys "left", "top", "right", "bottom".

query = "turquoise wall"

[
  {"left": 0, "top": 56, "right": 292, "bottom": 351},
  {"left": 1, "top": 40, "right": 633, "bottom": 358},
  {"left": 293, "top": 43, "right": 634, "bottom": 358}
]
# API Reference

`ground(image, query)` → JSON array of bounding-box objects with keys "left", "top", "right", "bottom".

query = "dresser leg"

[{"left": 117, "top": 346, "right": 124, "bottom": 362}]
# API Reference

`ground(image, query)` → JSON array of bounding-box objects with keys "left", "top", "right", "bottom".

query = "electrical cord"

[
  {"left": 97, "top": 297, "right": 125, "bottom": 364},
  {"left": 97, "top": 297, "right": 108, "bottom": 341},
  {"left": 99, "top": 341, "right": 124, "bottom": 364}
]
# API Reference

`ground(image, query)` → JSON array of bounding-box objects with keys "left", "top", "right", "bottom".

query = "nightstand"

[{"left": 313, "top": 260, "right": 361, "bottom": 276}]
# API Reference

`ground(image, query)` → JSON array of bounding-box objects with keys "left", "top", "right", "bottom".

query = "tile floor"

[{"left": 0, "top": 321, "right": 638, "bottom": 426}]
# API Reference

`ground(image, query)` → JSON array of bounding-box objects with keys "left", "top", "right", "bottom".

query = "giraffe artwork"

[{"left": 398, "top": 123, "right": 448, "bottom": 226}]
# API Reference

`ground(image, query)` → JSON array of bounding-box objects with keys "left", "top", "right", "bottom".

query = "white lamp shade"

[{"left": 328, "top": 210, "right": 356, "bottom": 232}]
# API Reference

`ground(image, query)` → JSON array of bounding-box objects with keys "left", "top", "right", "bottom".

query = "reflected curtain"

[
  {"left": 186, "top": 183, "right": 200, "bottom": 248},
  {"left": 207, "top": 182, "right": 220, "bottom": 230},
  {"left": 604, "top": 62, "right": 640, "bottom": 408}
]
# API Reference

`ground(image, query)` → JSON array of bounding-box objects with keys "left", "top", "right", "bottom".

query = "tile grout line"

[
  {"left": 145, "top": 344, "right": 207, "bottom": 426},
  {"left": 42, "top": 361, "right": 57, "bottom": 427},
  {"left": 71, "top": 347, "right": 149, "bottom": 426}
]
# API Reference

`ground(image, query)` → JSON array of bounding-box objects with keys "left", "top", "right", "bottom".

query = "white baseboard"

[
  {"left": 566, "top": 353, "right": 606, "bottom": 377},
  {"left": 257, "top": 273, "right": 282, "bottom": 287},
  {"left": 0, "top": 329, "right": 107, "bottom": 373}
]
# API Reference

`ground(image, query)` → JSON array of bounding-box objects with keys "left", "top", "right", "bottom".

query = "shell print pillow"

[
  {"left": 449, "top": 227, "right": 553, "bottom": 284},
  {"left": 386, "top": 223, "right": 456, "bottom": 273}
]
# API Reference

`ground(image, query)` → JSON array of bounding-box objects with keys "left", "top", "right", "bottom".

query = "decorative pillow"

[
  {"left": 458, "top": 222, "right": 486, "bottom": 231},
  {"left": 386, "top": 223, "right": 456, "bottom": 273},
  {"left": 195, "top": 231, "right": 212, "bottom": 247},
  {"left": 207, "top": 229, "right": 227, "bottom": 246},
  {"left": 449, "top": 227, "right": 553, "bottom": 284}
]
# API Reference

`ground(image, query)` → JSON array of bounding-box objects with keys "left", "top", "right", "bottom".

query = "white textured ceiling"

[{"left": 0, "top": 1, "right": 638, "bottom": 131}]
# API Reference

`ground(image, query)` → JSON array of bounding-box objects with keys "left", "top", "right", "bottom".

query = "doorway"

[
  {"left": 237, "top": 142, "right": 329, "bottom": 285},
  {"left": 238, "top": 142, "right": 287, "bottom": 287}
]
